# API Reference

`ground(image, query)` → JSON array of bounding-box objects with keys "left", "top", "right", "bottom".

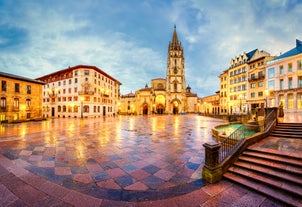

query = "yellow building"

[
  {"left": 0, "top": 71, "right": 44, "bottom": 122},
  {"left": 120, "top": 26, "right": 198, "bottom": 115},
  {"left": 218, "top": 72, "right": 228, "bottom": 115},
  {"left": 199, "top": 93, "right": 220, "bottom": 115},
  {"left": 36, "top": 65, "right": 121, "bottom": 118},
  {"left": 247, "top": 51, "right": 274, "bottom": 115},
  {"left": 220, "top": 49, "right": 272, "bottom": 115}
]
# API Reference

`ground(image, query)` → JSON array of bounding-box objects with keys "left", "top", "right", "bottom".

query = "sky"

[{"left": 1, "top": 0, "right": 302, "bottom": 97}]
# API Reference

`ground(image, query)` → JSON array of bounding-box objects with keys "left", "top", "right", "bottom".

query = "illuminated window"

[
  {"left": 298, "top": 93, "right": 302, "bottom": 109},
  {"left": 288, "top": 94, "right": 294, "bottom": 109}
]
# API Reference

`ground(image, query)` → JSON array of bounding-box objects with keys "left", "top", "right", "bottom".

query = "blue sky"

[{"left": 1, "top": 0, "right": 302, "bottom": 97}]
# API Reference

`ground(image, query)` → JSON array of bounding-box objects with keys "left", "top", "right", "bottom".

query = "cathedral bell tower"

[{"left": 166, "top": 25, "right": 186, "bottom": 114}]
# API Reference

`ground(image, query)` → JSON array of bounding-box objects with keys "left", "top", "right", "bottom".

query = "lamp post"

[
  {"left": 80, "top": 97, "right": 84, "bottom": 118},
  {"left": 265, "top": 90, "right": 269, "bottom": 117},
  {"left": 239, "top": 94, "right": 242, "bottom": 115}
]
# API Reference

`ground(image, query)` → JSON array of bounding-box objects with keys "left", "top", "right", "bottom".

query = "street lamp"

[
  {"left": 80, "top": 97, "right": 84, "bottom": 118},
  {"left": 239, "top": 94, "right": 242, "bottom": 115},
  {"left": 265, "top": 90, "right": 269, "bottom": 117}
]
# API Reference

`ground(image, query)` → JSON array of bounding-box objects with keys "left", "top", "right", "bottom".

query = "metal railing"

[{"left": 218, "top": 124, "right": 248, "bottom": 162}]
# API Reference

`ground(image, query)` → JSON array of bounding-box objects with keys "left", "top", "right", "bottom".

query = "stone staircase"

[
  {"left": 223, "top": 123, "right": 302, "bottom": 206},
  {"left": 270, "top": 122, "right": 302, "bottom": 138}
]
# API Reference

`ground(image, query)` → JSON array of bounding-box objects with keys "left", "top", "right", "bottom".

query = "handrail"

[
  {"left": 218, "top": 124, "right": 247, "bottom": 162},
  {"left": 264, "top": 110, "right": 276, "bottom": 131}
]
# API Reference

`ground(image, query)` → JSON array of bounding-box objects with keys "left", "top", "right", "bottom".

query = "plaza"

[{"left": 0, "top": 115, "right": 290, "bottom": 206}]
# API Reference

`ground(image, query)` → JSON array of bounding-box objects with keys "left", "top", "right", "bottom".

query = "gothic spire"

[
  {"left": 169, "top": 25, "right": 182, "bottom": 51},
  {"left": 172, "top": 25, "right": 179, "bottom": 45}
]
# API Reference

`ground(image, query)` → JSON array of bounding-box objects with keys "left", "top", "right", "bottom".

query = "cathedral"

[{"left": 119, "top": 26, "right": 198, "bottom": 115}]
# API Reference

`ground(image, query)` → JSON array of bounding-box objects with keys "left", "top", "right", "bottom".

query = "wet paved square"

[{"left": 0, "top": 115, "right": 226, "bottom": 201}]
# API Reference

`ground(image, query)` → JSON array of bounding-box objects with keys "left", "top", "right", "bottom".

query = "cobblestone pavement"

[{"left": 0, "top": 115, "right": 287, "bottom": 206}]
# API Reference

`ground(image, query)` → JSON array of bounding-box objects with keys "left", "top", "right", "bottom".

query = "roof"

[
  {"left": 0, "top": 71, "right": 45, "bottom": 85},
  {"left": 36, "top": 65, "right": 122, "bottom": 85},
  {"left": 151, "top": 78, "right": 165, "bottom": 81},
  {"left": 275, "top": 39, "right": 302, "bottom": 60},
  {"left": 246, "top": 49, "right": 257, "bottom": 60},
  {"left": 121, "top": 92, "right": 135, "bottom": 98}
]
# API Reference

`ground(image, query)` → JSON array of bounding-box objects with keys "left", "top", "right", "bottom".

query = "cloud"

[{"left": 1, "top": 0, "right": 302, "bottom": 97}]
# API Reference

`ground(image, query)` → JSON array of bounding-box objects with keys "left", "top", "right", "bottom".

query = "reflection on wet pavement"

[{"left": 0, "top": 115, "right": 226, "bottom": 201}]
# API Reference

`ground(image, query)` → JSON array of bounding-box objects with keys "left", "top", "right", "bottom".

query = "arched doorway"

[
  {"left": 173, "top": 101, "right": 179, "bottom": 114},
  {"left": 143, "top": 104, "right": 148, "bottom": 115},
  {"left": 155, "top": 94, "right": 166, "bottom": 114},
  {"left": 157, "top": 104, "right": 164, "bottom": 114}
]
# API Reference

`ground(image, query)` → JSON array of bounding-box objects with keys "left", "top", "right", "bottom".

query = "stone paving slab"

[{"left": 0, "top": 115, "right": 292, "bottom": 206}]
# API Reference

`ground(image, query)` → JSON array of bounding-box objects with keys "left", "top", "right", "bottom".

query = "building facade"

[
  {"left": 0, "top": 72, "right": 44, "bottom": 122},
  {"left": 36, "top": 65, "right": 121, "bottom": 118},
  {"left": 266, "top": 39, "right": 302, "bottom": 113},
  {"left": 199, "top": 93, "right": 220, "bottom": 115},
  {"left": 120, "top": 26, "right": 198, "bottom": 115},
  {"left": 219, "top": 49, "right": 273, "bottom": 115}
]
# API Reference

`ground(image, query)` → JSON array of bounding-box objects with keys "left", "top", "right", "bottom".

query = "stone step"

[
  {"left": 269, "top": 132, "right": 302, "bottom": 138},
  {"left": 273, "top": 127, "right": 302, "bottom": 132},
  {"left": 227, "top": 166, "right": 302, "bottom": 197},
  {"left": 238, "top": 156, "right": 302, "bottom": 175},
  {"left": 278, "top": 123, "right": 302, "bottom": 127},
  {"left": 233, "top": 161, "right": 302, "bottom": 185},
  {"left": 224, "top": 172, "right": 302, "bottom": 206},
  {"left": 242, "top": 150, "right": 302, "bottom": 168},
  {"left": 246, "top": 147, "right": 302, "bottom": 161}
]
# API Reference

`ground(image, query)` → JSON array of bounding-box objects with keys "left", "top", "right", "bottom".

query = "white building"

[
  {"left": 266, "top": 39, "right": 302, "bottom": 113},
  {"left": 36, "top": 65, "right": 121, "bottom": 118}
]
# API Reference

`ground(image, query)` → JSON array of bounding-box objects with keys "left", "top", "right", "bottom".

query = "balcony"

[
  {"left": 248, "top": 75, "right": 265, "bottom": 82},
  {"left": 78, "top": 91, "right": 94, "bottom": 95}
]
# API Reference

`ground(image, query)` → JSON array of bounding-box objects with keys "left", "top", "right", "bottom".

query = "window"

[
  {"left": 288, "top": 77, "right": 293, "bottom": 89},
  {"left": 69, "top": 79, "right": 72, "bottom": 84},
  {"left": 298, "top": 60, "right": 302, "bottom": 70},
  {"left": 58, "top": 82, "right": 61, "bottom": 86},
  {"left": 288, "top": 63, "right": 292, "bottom": 72},
  {"left": 242, "top": 67, "right": 246, "bottom": 72},
  {"left": 258, "top": 71, "right": 263, "bottom": 78},
  {"left": 63, "top": 80, "right": 66, "bottom": 85},
  {"left": 242, "top": 84, "right": 246, "bottom": 90},
  {"left": 268, "top": 68, "right": 274, "bottom": 78},
  {"left": 299, "top": 76, "right": 302, "bottom": 88},
  {"left": 15, "top": 83, "right": 20, "bottom": 92},
  {"left": 75, "top": 78, "right": 78, "bottom": 83},
  {"left": 268, "top": 80, "right": 275, "bottom": 90},
  {"left": 251, "top": 83, "right": 255, "bottom": 88},
  {"left": 251, "top": 74, "right": 255, "bottom": 80},
  {"left": 63, "top": 105, "right": 66, "bottom": 112},
  {"left": 242, "top": 75, "right": 246, "bottom": 81},
  {"left": 298, "top": 93, "right": 302, "bottom": 109},
  {"left": 14, "top": 98, "right": 19, "bottom": 109},
  {"left": 280, "top": 79, "right": 284, "bottom": 90},
  {"left": 288, "top": 94, "right": 294, "bottom": 109},
  {"left": 174, "top": 83, "right": 177, "bottom": 91},
  {"left": 251, "top": 92, "right": 255, "bottom": 98},
  {"left": 0, "top": 97, "right": 6, "bottom": 109},
  {"left": 84, "top": 70, "right": 89, "bottom": 75},
  {"left": 1, "top": 81, "right": 6, "bottom": 91},
  {"left": 258, "top": 81, "right": 263, "bottom": 87},
  {"left": 279, "top": 65, "right": 284, "bottom": 75},
  {"left": 27, "top": 85, "right": 31, "bottom": 94},
  {"left": 258, "top": 91, "right": 263, "bottom": 97},
  {"left": 75, "top": 71, "right": 78, "bottom": 76},
  {"left": 26, "top": 99, "right": 31, "bottom": 108},
  {"left": 58, "top": 105, "right": 61, "bottom": 112}
]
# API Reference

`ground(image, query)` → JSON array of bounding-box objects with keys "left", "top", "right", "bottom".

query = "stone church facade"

[{"left": 120, "top": 26, "right": 198, "bottom": 115}]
